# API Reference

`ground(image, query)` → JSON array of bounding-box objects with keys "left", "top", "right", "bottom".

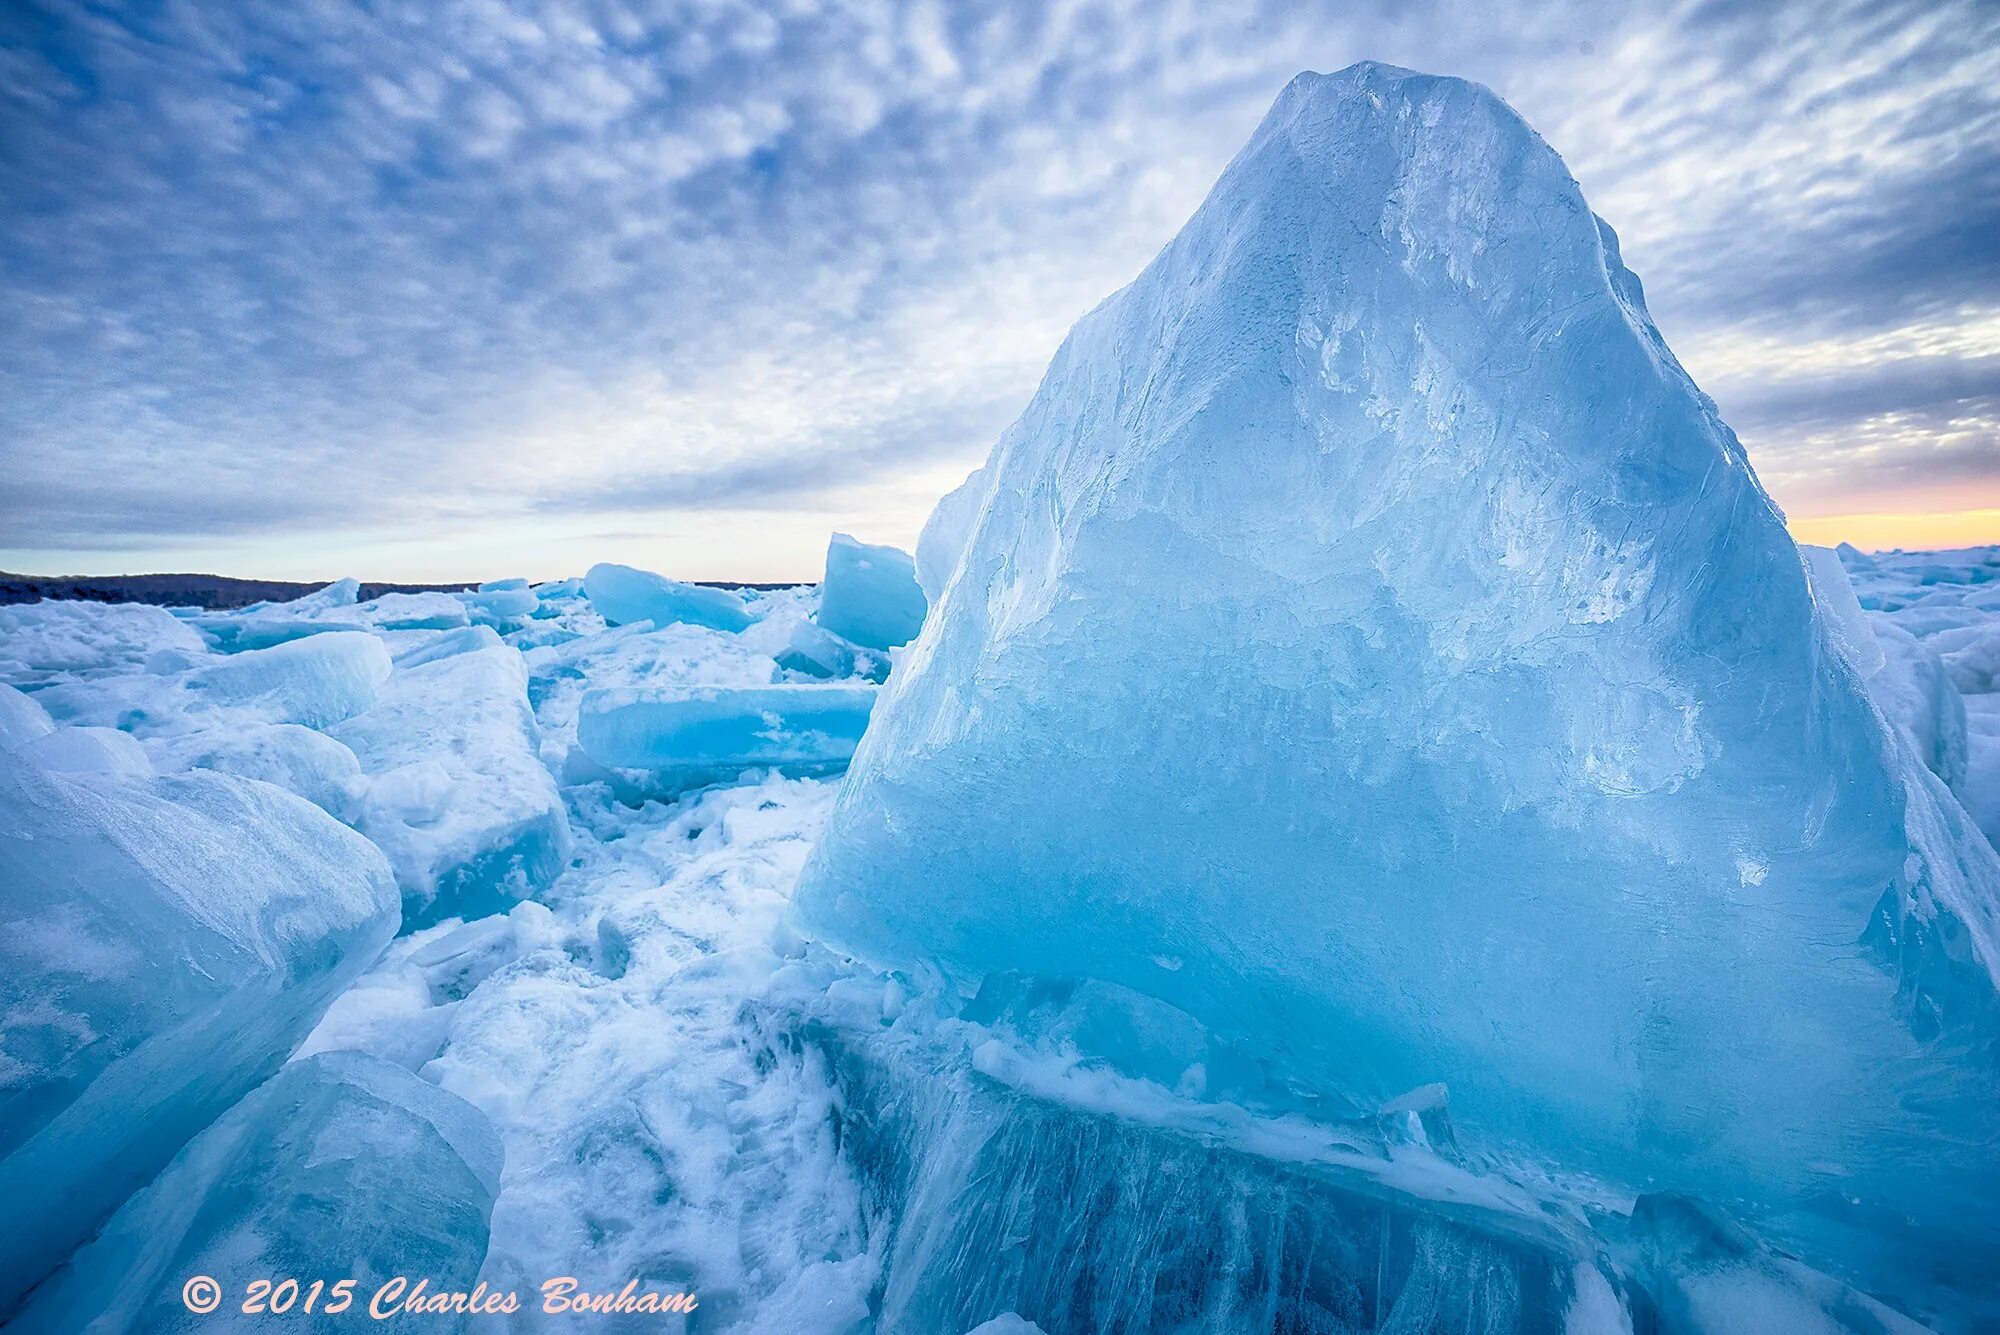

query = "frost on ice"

[
  {"left": 794, "top": 62, "right": 2000, "bottom": 1324},
  {"left": 0, "top": 754, "right": 399, "bottom": 1312}
]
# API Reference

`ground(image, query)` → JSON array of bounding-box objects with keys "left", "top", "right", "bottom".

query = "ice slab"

[
  {"left": 359, "top": 591, "right": 470, "bottom": 631},
  {"left": 817, "top": 533, "right": 927, "bottom": 650},
  {"left": 185, "top": 631, "right": 392, "bottom": 729},
  {"left": 145, "top": 723, "right": 362, "bottom": 815},
  {"left": 391, "top": 623, "right": 504, "bottom": 669},
  {"left": 10, "top": 1052, "right": 501, "bottom": 1334},
  {"left": 794, "top": 62, "right": 2000, "bottom": 1320},
  {"left": 584, "top": 562, "right": 752, "bottom": 632},
  {"left": 332, "top": 646, "right": 570, "bottom": 927},
  {"left": 577, "top": 684, "right": 877, "bottom": 781},
  {"left": 457, "top": 585, "right": 538, "bottom": 625},
  {"left": 193, "top": 580, "right": 371, "bottom": 652},
  {"left": 0, "top": 755, "right": 398, "bottom": 1314}
]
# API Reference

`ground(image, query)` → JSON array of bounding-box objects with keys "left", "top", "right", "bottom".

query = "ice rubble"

[
  {"left": 10, "top": 1051, "right": 501, "bottom": 1334},
  {"left": 818, "top": 533, "right": 927, "bottom": 650},
  {"left": 0, "top": 599, "right": 206, "bottom": 682},
  {"left": 794, "top": 62, "right": 2000, "bottom": 1323},
  {"left": 0, "top": 753, "right": 399, "bottom": 1314},
  {"left": 584, "top": 561, "right": 753, "bottom": 632}
]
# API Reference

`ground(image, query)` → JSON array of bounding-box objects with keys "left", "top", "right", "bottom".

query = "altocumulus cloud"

[{"left": 0, "top": 0, "right": 1995, "bottom": 579}]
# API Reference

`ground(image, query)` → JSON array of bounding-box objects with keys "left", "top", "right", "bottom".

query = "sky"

[{"left": 1, "top": 0, "right": 1996, "bottom": 582}]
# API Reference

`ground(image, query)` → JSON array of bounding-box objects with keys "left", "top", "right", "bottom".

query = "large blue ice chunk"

[
  {"left": 578, "top": 684, "right": 876, "bottom": 780},
  {"left": 817, "top": 533, "right": 927, "bottom": 650},
  {"left": 584, "top": 562, "right": 752, "bottom": 632},
  {"left": 0, "top": 755, "right": 398, "bottom": 1315},
  {"left": 331, "top": 646, "right": 570, "bottom": 927},
  {"left": 794, "top": 63, "right": 2000, "bottom": 1322},
  {"left": 10, "top": 1051, "right": 501, "bottom": 1334}
]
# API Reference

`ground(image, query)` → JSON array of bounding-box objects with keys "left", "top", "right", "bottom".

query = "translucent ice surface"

[
  {"left": 0, "top": 754, "right": 398, "bottom": 1314},
  {"left": 584, "top": 562, "right": 752, "bottom": 632},
  {"left": 795, "top": 62, "right": 2000, "bottom": 1323},
  {"left": 11, "top": 1051, "right": 501, "bottom": 1334},
  {"left": 817, "top": 534, "right": 926, "bottom": 650},
  {"left": 578, "top": 683, "right": 877, "bottom": 782}
]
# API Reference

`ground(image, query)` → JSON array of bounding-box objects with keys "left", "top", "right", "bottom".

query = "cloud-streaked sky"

[{"left": 2, "top": 0, "right": 1996, "bottom": 581}]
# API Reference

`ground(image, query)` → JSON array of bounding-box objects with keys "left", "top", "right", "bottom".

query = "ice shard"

[
  {"left": 793, "top": 62, "right": 2000, "bottom": 1322},
  {"left": 10, "top": 1052, "right": 501, "bottom": 1334},
  {"left": 0, "top": 754, "right": 399, "bottom": 1315}
]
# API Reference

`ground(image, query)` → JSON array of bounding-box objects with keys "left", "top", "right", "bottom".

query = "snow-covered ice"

[
  {"left": 0, "top": 600, "right": 207, "bottom": 683},
  {"left": 0, "top": 753, "right": 398, "bottom": 1313},
  {"left": 10, "top": 1051, "right": 501, "bottom": 1334}
]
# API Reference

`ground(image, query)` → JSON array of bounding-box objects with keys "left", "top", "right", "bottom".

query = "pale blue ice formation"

[
  {"left": 17, "top": 723, "right": 152, "bottom": 778},
  {"left": 584, "top": 561, "right": 753, "bottom": 632},
  {"left": 0, "top": 600, "right": 207, "bottom": 682},
  {"left": 577, "top": 683, "right": 877, "bottom": 781},
  {"left": 192, "top": 579, "right": 371, "bottom": 652},
  {"left": 817, "top": 533, "right": 926, "bottom": 650},
  {"left": 332, "top": 646, "right": 569, "bottom": 927},
  {"left": 9, "top": 1051, "right": 501, "bottom": 1334},
  {"left": 144, "top": 723, "right": 363, "bottom": 816},
  {"left": 184, "top": 630, "right": 391, "bottom": 728},
  {"left": 458, "top": 582, "right": 538, "bottom": 626},
  {"left": 0, "top": 753, "right": 399, "bottom": 1315},
  {"left": 794, "top": 62, "right": 2000, "bottom": 1325},
  {"left": 0, "top": 682, "right": 55, "bottom": 748},
  {"left": 390, "top": 623, "right": 504, "bottom": 669},
  {"left": 358, "top": 591, "right": 470, "bottom": 631}
]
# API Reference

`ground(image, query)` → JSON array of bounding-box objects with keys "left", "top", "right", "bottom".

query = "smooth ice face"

[
  {"left": 0, "top": 755, "right": 399, "bottom": 1315},
  {"left": 584, "top": 562, "right": 752, "bottom": 632},
  {"left": 794, "top": 62, "right": 2000, "bottom": 1316},
  {"left": 817, "top": 534, "right": 927, "bottom": 650},
  {"left": 578, "top": 683, "right": 877, "bottom": 781},
  {"left": 332, "top": 646, "right": 570, "bottom": 927},
  {"left": 10, "top": 1052, "right": 501, "bottom": 1334}
]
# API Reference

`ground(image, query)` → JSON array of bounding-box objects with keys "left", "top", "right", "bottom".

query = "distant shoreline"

[{"left": 0, "top": 572, "right": 807, "bottom": 610}]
